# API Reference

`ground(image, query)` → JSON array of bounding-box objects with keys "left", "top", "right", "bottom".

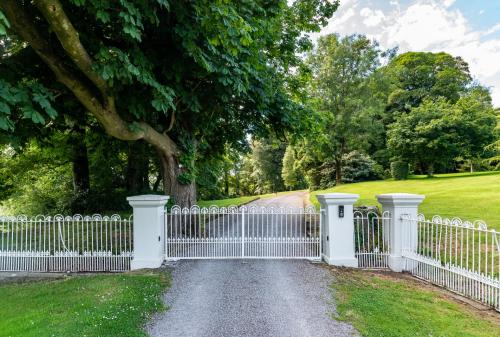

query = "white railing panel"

[
  {"left": 0, "top": 214, "right": 133, "bottom": 272},
  {"left": 402, "top": 214, "right": 500, "bottom": 311},
  {"left": 354, "top": 210, "right": 390, "bottom": 269}
]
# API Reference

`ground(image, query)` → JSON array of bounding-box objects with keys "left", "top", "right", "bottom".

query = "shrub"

[
  {"left": 391, "top": 161, "right": 409, "bottom": 180},
  {"left": 317, "top": 151, "right": 381, "bottom": 187},
  {"left": 342, "top": 151, "right": 382, "bottom": 183}
]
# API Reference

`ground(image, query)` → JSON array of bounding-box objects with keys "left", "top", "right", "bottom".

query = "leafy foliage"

[
  {"left": 390, "top": 161, "right": 409, "bottom": 180},
  {"left": 385, "top": 52, "right": 471, "bottom": 114},
  {"left": 341, "top": 151, "right": 382, "bottom": 183},
  {"left": 388, "top": 97, "right": 496, "bottom": 176},
  {"left": 0, "top": 0, "right": 338, "bottom": 205},
  {"left": 281, "top": 146, "right": 306, "bottom": 190},
  {"left": 0, "top": 79, "right": 57, "bottom": 131},
  {"left": 291, "top": 34, "right": 385, "bottom": 186},
  {"left": 249, "top": 138, "right": 287, "bottom": 194}
]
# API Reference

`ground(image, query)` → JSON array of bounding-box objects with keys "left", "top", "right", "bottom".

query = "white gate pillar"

[
  {"left": 317, "top": 193, "right": 359, "bottom": 267},
  {"left": 127, "top": 195, "right": 169, "bottom": 270},
  {"left": 376, "top": 193, "right": 425, "bottom": 272}
]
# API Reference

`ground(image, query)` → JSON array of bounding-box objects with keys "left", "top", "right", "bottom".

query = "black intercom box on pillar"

[{"left": 338, "top": 205, "right": 344, "bottom": 218}]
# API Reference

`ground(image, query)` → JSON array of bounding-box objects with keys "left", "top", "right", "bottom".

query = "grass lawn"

[
  {"left": 0, "top": 271, "right": 169, "bottom": 337},
  {"left": 310, "top": 171, "right": 500, "bottom": 229},
  {"left": 332, "top": 268, "right": 500, "bottom": 337}
]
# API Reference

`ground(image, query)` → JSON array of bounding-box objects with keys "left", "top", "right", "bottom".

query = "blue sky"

[{"left": 318, "top": 0, "right": 500, "bottom": 106}]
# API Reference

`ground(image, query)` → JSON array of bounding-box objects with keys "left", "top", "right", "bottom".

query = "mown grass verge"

[
  {"left": 0, "top": 271, "right": 170, "bottom": 337},
  {"left": 310, "top": 171, "right": 500, "bottom": 229},
  {"left": 332, "top": 268, "right": 500, "bottom": 337}
]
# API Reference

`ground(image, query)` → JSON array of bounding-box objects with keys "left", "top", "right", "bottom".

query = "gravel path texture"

[
  {"left": 148, "top": 192, "right": 358, "bottom": 337},
  {"left": 250, "top": 191, "right": 309, "bottom": 208},
  {"left": 147, "top": 260, "right": 358, "bottom": 337}
]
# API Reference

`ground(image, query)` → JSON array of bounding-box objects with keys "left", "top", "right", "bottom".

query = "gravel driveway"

[
  {"left": 249, "top": 191, "right": 309, "bottom": 208},
  {"left": 148, "top": 193, "right": 358, "bottom": 337},
  {"left": 148, "top": 260, "right": 357, "bottom": 337}
]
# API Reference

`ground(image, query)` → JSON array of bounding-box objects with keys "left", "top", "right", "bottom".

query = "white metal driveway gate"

[{"left": 165, "top": 205, "right": 321, "bottom": 260}]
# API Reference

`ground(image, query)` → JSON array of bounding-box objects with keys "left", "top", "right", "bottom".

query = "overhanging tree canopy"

[{"left": 0, "top": 0, "right": 337, "bottom": 206}]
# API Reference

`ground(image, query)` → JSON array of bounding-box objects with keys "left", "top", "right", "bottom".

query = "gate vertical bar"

[
  {"left": 241, "top": 207, "right": 245, "bottom": 258},
  {"left": 164, "top": 207, "right": 168, "bottom": 259},
  {"left": 319, "top": 209, "right": 323, "bottom": 259}
]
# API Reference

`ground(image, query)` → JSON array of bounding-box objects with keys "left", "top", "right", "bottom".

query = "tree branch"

[
  {"left": 0, "top": 0, "right": 179, "bottom": 156},
  {"left": 33, "top": 0, "right": 111, "bottom": 107}
]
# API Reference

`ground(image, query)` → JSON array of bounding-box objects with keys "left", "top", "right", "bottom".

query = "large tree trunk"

[
  {"left": 335, "top": 159, "right": 342, "bottom": 185},
  {"left": 126, "top": 141, "right": 150, "bottom": 195},
  {"left": 158, "top": 151, "right": 196, "bottom": 207},
  {"left": 235, "top": 171, "right": 240, "bottom": 196},
  {"left": 224, "top": 168, "right": 229, "bottom": 196},
  {"left": 427, "top": 163, "right": 435, "bottom": 177},
  {"left": 70, "top": 128, "right": 90, "bottom": 213}
]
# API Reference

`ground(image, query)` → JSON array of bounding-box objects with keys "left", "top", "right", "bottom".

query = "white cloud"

[
  {"left": 483, "top": 23, "right": 500, "bottom": 36},
  {"left": 443, "top": 0, "right": 455, "bottom": 8},
  {"left": 319, "top": 0, "right": 500, "bottom": 106},
  {"left": 360, "top": 8, "right": 386, "bottom": 27}
]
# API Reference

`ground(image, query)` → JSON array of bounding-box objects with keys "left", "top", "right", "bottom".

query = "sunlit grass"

[
  {"left": 332, "top": 268, "right": 500, "bottom": 337},
  {"left": 310, "top": 171, "right": 500, "bottom": 230},
  {"left": 0, "top": 271, "right": 170, "bottom": 337}
]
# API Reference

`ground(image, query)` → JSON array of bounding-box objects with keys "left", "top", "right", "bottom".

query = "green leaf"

[
  {"left": 0, "top": 101, "right": 11, "bottom": 115},
  {"left": 32, "top": 93, "right": 58, "bottom": 119},
  {"left": 0, "top": 117, "right": 14, "bottom": 130},
  {"left": 0, "top": 10, "right": 10, "bottom": 28},
  {"left": 123, "top": 23, "right": 142, "bottom": 41},
  {"left": 156, "top": 0, "right": 169, "bottom": 10},
  {"left": 22, "top": 105, "right": 45, "bottom": 124},
  {"left": 96, "top": 10, "right": 110, "bottom": 23},
  {"left": 70, "top": 0, "right": 86, "bottom": 6}
]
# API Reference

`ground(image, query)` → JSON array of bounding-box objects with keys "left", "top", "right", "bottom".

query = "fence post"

[
  {"left": 376, "top": 193, "right": 425, "bottom": 272},
  {"left": 127, "top": 194, "right": 169, "bottom": 270},
  {"left": 316, "top": 193, "right": 359, "bottom": 267}
]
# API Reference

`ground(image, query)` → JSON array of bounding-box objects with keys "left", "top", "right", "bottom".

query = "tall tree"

[
  {"left": 307, "top": 34, "right": 383, "bottom": 184},
  {"left": 388, "top": 97, "right": 496, "bottom": 175},
  {"left": 385, "top": 51, "right": 471, "bottom": 115},
  {"left": 485, "top": 108, "right": 500, "bottom": 169},
  {"left": 250, "top": 138, "right": 286, "bottom": 194},
  {"left": 281, "top": 145, "right": 304, "bottom": 190},
  {"left": 0, "top": 0, "right": 337, "bottom": 206}
]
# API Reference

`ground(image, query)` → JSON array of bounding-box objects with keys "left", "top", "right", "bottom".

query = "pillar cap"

[
  {"left": 316, "top": 193, "right": 359, "bottom": 206},
  {"left": 127, "top": 194, "right": 169, "bottom": 207},
  {"left": 376, "top": 193, "right": 425, "bottom": 206}
]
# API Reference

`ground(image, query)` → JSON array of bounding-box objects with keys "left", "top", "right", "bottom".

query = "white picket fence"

[
  {"left": 354, "top": 210, "right": 390, "bottom": 269},
  {"left": 0, "top": 214, "right": 133, "bottom": 272},
  {"left": 402, "top": 214, "right": 500, "bottom": 311}
]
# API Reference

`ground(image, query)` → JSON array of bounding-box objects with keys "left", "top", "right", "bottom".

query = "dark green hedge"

[{"left": 391, "top": 161, "right": 409, "bottom": 180}]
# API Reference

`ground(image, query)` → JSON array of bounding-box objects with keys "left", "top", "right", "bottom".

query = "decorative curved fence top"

[
  {"left": 353, "top": 210, "right": 390, "bottom": 219},
  {"left": 168, "top": 204, "right": 319, "bottom": 215},
  {"left": 404, "top": 213, "right": 490, "bottom": 231},
  {"left": 0, "top": 214, "right": 132, "bottom": 222}
]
